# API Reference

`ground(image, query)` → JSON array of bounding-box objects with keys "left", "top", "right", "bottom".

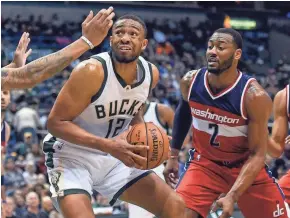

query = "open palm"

[{"left": 13, "top": 32, "right": 32, "bottom": 67}]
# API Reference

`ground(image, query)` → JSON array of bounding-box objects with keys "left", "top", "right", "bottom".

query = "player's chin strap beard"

[
  {"left": 208, "top": 61, "right": 233, "bottom": 76},
  {"left": 109, "top": 49, "right": 138, "bottom": 64}
]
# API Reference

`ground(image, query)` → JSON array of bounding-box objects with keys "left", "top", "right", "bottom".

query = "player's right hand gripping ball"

[{"left": 127, "top": 122, "right": 170, "bottom": 169}]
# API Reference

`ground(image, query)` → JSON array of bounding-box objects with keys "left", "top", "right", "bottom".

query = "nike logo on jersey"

[
  {"left": 191, "top": 107, "right": 239, "bottom": 124},
  {"left": 95, "top": 99, "right": 143, "bottom": 119}
]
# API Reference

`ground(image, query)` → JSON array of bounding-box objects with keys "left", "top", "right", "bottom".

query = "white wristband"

[{"left": 81, "top": 36, "right": 94, "bottom": 49}]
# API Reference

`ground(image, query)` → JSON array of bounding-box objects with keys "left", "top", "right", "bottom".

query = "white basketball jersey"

[
  {"left": 143, "top": 102, "right": 168, "bottom": 134},
  {"left": 56, "top": 52, "right": 153, "bottom": 154}
]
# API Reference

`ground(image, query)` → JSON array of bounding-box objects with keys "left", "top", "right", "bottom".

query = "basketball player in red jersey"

[
  {"left": 164, "top": 28, "right": 289, "bottom": 218},
  {"left": 268, "top": 85, "right": 290, "bottom": 207},
  {"left": 2, "top": 7, "right": 115, "bottom": 90}
]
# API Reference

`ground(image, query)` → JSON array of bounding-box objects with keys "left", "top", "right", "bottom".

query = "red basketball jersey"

[{"left": 188, "top": 68, "right": 256, "bottom": 163}]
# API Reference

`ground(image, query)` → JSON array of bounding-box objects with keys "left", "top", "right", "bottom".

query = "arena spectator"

[
  {"left": 5, "top": 196, "right": 20, "bottom": 218},
  {"left": 4, "top": 157, "right": 26, "bottom": 196},
  {"left": 38, "top": 196, "right": 55, "bottom": 218},
  {"left": 13, "top": 104, "right": 42, "bottom": 143},
  {"left": 22, "top": 161, "right": 38, "bottom": 188},
  {"left": 24, "top": 192, "right": 41, "bottom": 218},
  {"left": 13, "top": 192, "right": 26, "bottom": 218}
]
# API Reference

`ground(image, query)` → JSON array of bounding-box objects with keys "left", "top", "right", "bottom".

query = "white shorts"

[{"left": 43, "top": 134, "right": 152, "bottom": 210}]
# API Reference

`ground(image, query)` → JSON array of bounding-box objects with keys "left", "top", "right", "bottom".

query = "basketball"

[{"left": 127, "top": 122, "right": 170, "bottom": 169}]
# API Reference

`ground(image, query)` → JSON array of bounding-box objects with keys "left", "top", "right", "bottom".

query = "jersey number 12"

[{"left": 105, "top": 118, "right": 126, "bottom": 138}]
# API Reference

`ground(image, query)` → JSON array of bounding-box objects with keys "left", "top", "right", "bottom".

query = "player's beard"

[
  {"left": 208, "top": 55, "right": 234, "bottom": 75},
  {"left": 111, "top": 48, "right": 139, "bottom": 63}
]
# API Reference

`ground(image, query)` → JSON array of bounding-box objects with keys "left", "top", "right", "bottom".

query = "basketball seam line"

[
  {"left": 128, "top": 125, "right": 137, "bottom": 144},
  {"left": 144, "top": 122, "right": 149, "bottom": 169},
  {"left": 153, "top": 125, "right": 165, "bottom": 168}
]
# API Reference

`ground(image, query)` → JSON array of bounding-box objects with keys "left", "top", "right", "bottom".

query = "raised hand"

[
  {"left": 12, "top": 32, "right": 32, "bottom": 67},
  {"left": 81, "top": 7, "right": 115, "bottom": 47}
]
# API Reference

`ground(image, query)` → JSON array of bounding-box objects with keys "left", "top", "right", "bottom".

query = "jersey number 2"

[
  {"left": 105, "top": 118, "right": 126, "bottom": 138},
  {"left": 208, "top": 123, "right": 220, "bottom": 147}
]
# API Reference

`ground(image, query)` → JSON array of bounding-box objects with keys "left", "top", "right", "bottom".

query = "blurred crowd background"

[{"left": 1, "top": 1, "right": 290, "bottom": 218}]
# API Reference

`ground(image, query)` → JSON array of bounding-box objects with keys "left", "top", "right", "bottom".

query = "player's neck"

[
  {"left": 112, "top": 58, "right": 139, "bottom": 85},
  {"left": 207, "top": 67, "right": 239, "bottom": 92}
]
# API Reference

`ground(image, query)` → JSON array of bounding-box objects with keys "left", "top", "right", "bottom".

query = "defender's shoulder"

[
  {"left": 245, "top": 80, "right": 270, "bottom": 101},
  {"left": 244, "top": 80, "right": 272, "bottom": 118},
  {"left": 180, "top": 69, "right": 199, "bottom": 101}
]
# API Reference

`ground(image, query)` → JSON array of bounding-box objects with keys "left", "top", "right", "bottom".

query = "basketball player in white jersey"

[
  {"left": 128, "top": 100, "right": 175, "bottom": 218},
  {"left": 44, "top": 14, "right": 185, "bottom": 218}
]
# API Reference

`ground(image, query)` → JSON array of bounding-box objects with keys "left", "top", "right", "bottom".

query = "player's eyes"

[{"left": 131, "top": 32, "right": 138, "bottom": 37}]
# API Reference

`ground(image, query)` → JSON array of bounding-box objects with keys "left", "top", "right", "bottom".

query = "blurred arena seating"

[{"left": 1, "top": 2, "right": 290, "bottom": 218}]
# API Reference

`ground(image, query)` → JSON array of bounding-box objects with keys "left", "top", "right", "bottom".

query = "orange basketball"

[{"left": 127, "top": 122, "right": 170, "bottom": 169}]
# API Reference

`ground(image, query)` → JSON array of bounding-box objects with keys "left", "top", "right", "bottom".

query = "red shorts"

[
  {"left": 279, "top": 170, "right": 290, "bottom": 205},
  {"left": 176, "top": 149, "right": 289, "bottom": 218}
]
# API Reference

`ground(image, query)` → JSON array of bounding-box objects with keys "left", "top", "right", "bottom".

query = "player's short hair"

[
  {"left": 214, "top": 28, "right": 243, "bottom": 49},
  {"left": 113, "top": 14, "right": 147, "bottom": 38}
]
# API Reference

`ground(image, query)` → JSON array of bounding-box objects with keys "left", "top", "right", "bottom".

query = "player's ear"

[
  {"left": 141, "top": 39, "right": 148, "bottom": 51},
  {"left": 235, "top": 48, "right": 242, "bottom": 60}
]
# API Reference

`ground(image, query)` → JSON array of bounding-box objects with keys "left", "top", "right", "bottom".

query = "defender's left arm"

[
  {"left": 130, "top": 63, "right": 159, "bottom": 126},
  {"left": 228, "top": 81, "right": 272, "bottom": 201}
]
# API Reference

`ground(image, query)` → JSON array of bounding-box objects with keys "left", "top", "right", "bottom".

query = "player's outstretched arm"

[
  {"left": 213, "top": 81, "right": 272, "bottom": 218},
  {"left": 268, "top": 88, "right": 288, "bottom": 158},
  {"left": 1, "top": 7, "right": 115, "bottom": 90}
]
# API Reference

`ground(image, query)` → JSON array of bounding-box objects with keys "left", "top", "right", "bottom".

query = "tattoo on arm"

[
  {"left": 1, "top": 50, "right": 73, "bottom": 89},
  {"left": 247, "top": 82, "right": 265, "bottom": 97},
  {"left": 2, "top": 62, "right": 17, "bottom": 69},
  {"left": 1, "top": 69, "right": 8, "bottom": 78}
]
